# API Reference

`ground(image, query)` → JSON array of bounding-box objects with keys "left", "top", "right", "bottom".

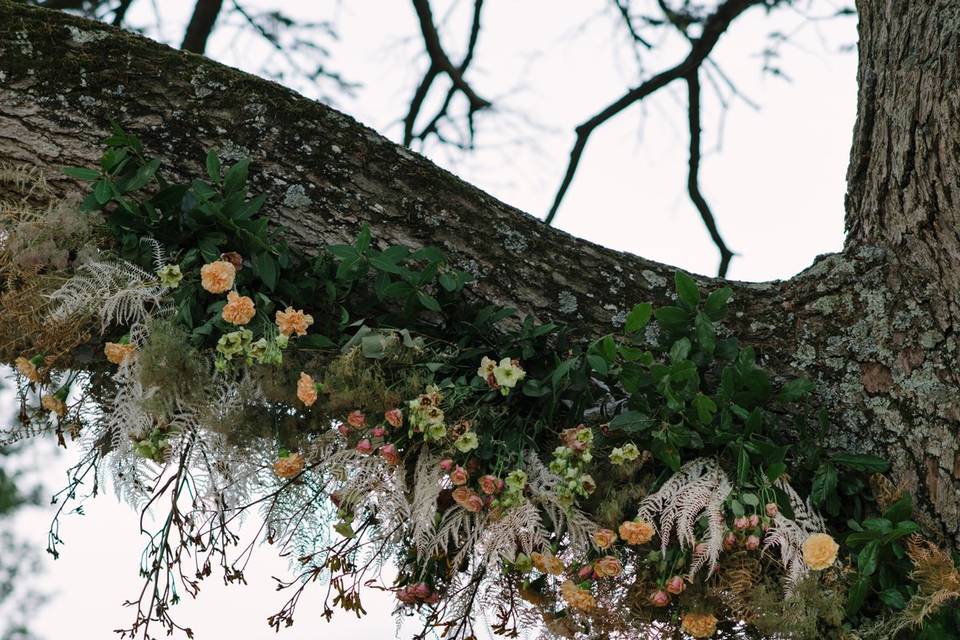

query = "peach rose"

[
  {"left": 297, "top": 372, "right": 318, "bottom": 407},
  {"left": 452, "top": 487, "right": 484, "bottom": 512},
  {"left": 560, "top": 580, "right": 596, "bottom": 611},
  {"left": 765, "top": 503, "right": 779, "bottom": 518},
  {"left": 273, "top": 452, "right": 305, "bottom": 479},
  {"left": 619, "top": 520, "right": 655, "bottom": 545},
  {"left": 666, "top": 575, "right": 685, "bottom": 595},
  {"left": 802, "top": 533, "right": 839, "bottom": 570},
  {"left": 592, "top": 555, "right": 622, "bottom": 578},
  {"left": 222, "top": 291, "right": 256, "bottom": 325},
  {"left": 15, "top": 356, "right": 41, "bottom": 383},
  {"left": 384, "top": 408, "right": 403, "bottom": 428},
  {"left": 593, "top": 528, "right": 618, "bottom": 550},
  {"left": 478, "top": 475, "right": 502, "bottom": 495},
  {"left": 104, "top": 342, "right": 136, "bottom": 365},
  {"left": 275, "top": 306, "right": 314, "bottom": 337},
  {"left": 745, "top": 534, "right": 761, "bottom": 551},
  {"left": 41, "top": 394, "right": 66, "bottom": 417},
  {"left": 681, "top": 611, "right": 718, "bottom": 638},
  {"left": 356, "top": 439, "right": 374, "bottom": 455},
  {"left": 531, "top": 551, "right": 564, "bottom": 575},
  {"left": 450, "top": 465, "right": 469, "bottom": 486},
  {"left": 200, "top": 260, "right": 236, "bottom": 293},
  {"left": 347, "top": 410, "right": 366, "bottom": 428},
  {"left": 380, "top": 443, "right": 400, "bottom": 465}
]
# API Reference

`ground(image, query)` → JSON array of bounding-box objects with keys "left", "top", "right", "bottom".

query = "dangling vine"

[{"left": 1, "top": 127, "right": 958, "bottom": 639}]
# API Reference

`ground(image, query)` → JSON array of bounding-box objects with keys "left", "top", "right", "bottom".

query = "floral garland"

[{"left": 1, "top": 129, "right": 958, "bottom": 640}]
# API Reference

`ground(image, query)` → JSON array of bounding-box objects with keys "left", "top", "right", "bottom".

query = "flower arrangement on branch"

[{"left": 0, "top": 129, "right": 958, "bottom": 639}]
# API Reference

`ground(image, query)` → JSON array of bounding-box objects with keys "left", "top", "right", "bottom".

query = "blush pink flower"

[
  {"left": 450, "top": 465, "right": 469, "bottom": 486},
  {"left": 666, "top": 575, "right": 685, "bottom": 595},
  {"left": 384, "top": 408, "right": 403, "bottom": 428},
  {"left": 356, "top": 439, "right": 374, "bottom": 455},
  {"left": 439, "top": 458, "right": 454, "bottom": 472},
  {"left": 650, "top": 590, "right": 671, "bottom": 607},
  {"left": 478, "top": 475, "right": 502, "bottom": 495},
  {"left": 347, "top": 410, "right": 366, "bottom": 428},
  {"left": 380, "top": 443, "right": 400, "bottom": 465},
  {"left": 745, "top": 535, "right": 761, "bottom": 551},
  {"left": 371, "top": 426, "right": 386, "bottom": 438}
]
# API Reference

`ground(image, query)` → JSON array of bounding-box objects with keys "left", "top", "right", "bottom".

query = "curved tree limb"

[
  {"left": 1, "top": 0, "right": 959, "bottom": 552},
  {"left": 180, "top": 0, "right": 224, "bottom": 54}
]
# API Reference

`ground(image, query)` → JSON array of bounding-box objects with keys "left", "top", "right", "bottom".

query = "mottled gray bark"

[{"left": 0, "top": 0, "right": 958, "bottom": 547}]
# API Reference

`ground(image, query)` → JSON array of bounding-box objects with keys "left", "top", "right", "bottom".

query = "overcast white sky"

[{"left": 7, "top": 1, "right": 858, "bottom": 638}]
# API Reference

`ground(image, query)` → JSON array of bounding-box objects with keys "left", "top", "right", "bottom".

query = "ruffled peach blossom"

[
  {"left": 619, "top": 520, "right": 655, "bottom": 545},
  {"left": 649, "top": 590, "right": 671, "bottom": 607},
  {"left": 222, "top": 291, "right": 255, "bottom": 325},
  {"left": 592, "top": 528, "right": 618, "bottom": 550},
  {"left": 104, "top": 342, "right": 136, "bottom": 365},
  {"left": 802, "top": 533, "right": 839, "bottom": 570},
  {"left": 15, "top": 356, "right": 41, "bottom": 383},
  {"left": 452, "top": 487, "right": 483, "bottom": 512},
  {"left": 200, "top": 260, "right": 235, "bottom": 293},
  {"left": 559, "top": 580, "right": 595, "bottom": 611},
  {"left": 273, "top": 452, "right": 305, "bottom": 479},
  {"left": 275, "top": 306, "right": 314, "bottom": 337},
  {"left": 531, "top": 552, "right": 564, "bottom": 576},
  {"left": 356, "top": 439, "right": 374, "bottom": 455},
  {"left": 666, "top": 575, "right": 686, "bottom": 595},
  {"left": 681, "top": 612, "right": 718, "bottom": 638},
  {"left": 371, "top": 426, "right": 386, "bottom": 438},
  {"left": 297, "top": 372, "right": 318, "bottom": 407}
]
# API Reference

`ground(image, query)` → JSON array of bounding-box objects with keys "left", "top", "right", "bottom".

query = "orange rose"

[
  {"left": 297, "top": 372, "right": 318, "bottom": 407},
  {"left": 275, "top": 306, "right": 314, "bottom": 337},
  {"left": 273, "top": 452, "right": 305, "bottom": 479},
  {"left": 681, "top": 611, "right": 718, "bottom": 638},
  {"left": 560, "top": 580, "right": 595, "bottom": 611},
  {"left": 592, "top": 528, "right": 618, "bottom": 549},
  {"left": 531, "top": 551, "right": 565, "bottom": 575},
  {"left": 200, "top": 260, "right": 236, "bottom": 293},
  {"left": 104, "top": 342, "right": 136, "bottom": 365},
  {"left": 593, "top": 555, "right": 622, "bottom": 578},
  {"left": 222, "top": 291, "right": 255, "bottom": 325},
  {"left": 619, "top": 520, "right": 655, "bottom": 545}
]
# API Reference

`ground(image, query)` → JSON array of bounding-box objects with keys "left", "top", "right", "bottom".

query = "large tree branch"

[{"left": 1, "top": 0, "right": 959, "bottom": 549}]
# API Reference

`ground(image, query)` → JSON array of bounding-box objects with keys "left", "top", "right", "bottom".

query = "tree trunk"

[{"left": 1, "top": 0, "right": 959, "bottom": 547}]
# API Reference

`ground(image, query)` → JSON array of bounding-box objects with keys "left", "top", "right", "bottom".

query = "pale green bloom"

[
  {"left": 157, "top": 264, "right": 183, "bottom": 288},
  {"left": 505, "top": 469, "right": 527, "bottom": 491},
  {"left": 493, "top": 357, "right": 525, "bottom": 389},
  {"left": 426, "top": 422, "right": 447, "bottom": 441},
  {"left": 621, "top": 442, "right": 640, "bottom": 461},
  {"left": 217, "top": 329, "right": 252, "bottom": 359},
  {"left": 454, "top": 431, "right": 479, "bottom": 453},
  {"left": 610, "top": 447, "right": 627, "bottom": 466}
]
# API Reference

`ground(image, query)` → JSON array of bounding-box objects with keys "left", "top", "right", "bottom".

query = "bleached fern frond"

[
  {"left": 411, "top": 449, "right": 445, "bottom": 557},
  {"left": 524, "top": 451, "right": 597, "bottom": 555},
  {"left": 477, "top": 500, "right": 550, "bottom": 569},
  {"left": 0, "top": 422, "right": 52, "bottom": 446},
  {"left": 0, "top": 161, "right": 49, "bottom": 198},
  {"left": 762, "top": 478, "right": 825, "bottom": 591},
  {"left": 140, "top": 237, "right": 168, "bottom": 270},
  {"left": 635, "top": 458, "right": 731, "bottom": 576},
  {"left": 47, "top": 259, "right": 170, "bottom": 331}
]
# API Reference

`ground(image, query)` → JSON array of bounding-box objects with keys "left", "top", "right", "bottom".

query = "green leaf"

[
  {"left": 674, "top": 271, "right": 700, "bottom": 308},
  {"left": 327, "top": 244, "right": 360, "bottom": 261},
  {"left": 741, "top": 493, "right": 759, "bottom": 507},
  {"left": 355, "top": 224, "right": 372, "bottom": 253},
  {"left": 223, "top": 158, "right": 250, "bottom": 196},
  {"left": 234, "top": 193, "right": 266, "bottom": 220},
  {"left": 766, "top": 462, "right": 787, "bottom": 482},
  {"left": 737, "top": 446, "right": 750, "bottom": 485},
  {"left": 609, "top": 411, "right": 655, "bottom": 434},
  {"left": 206, "top": 150, "right": 221, "bottom": 183},
  {"left": 832, "top": 453, "right": 890, "bottom": 473},
  {"left": 94, "top": 179, "right": 112, "bottom": 204},
  {"left": 878, "top": 588, "right": 907, "bottom": 610},
  {"left": 62, "top": 166, "right": 100, "bottom": 181},
  {"left": 416, "top": 291, "right": 441, "bottom": 312},
  {"left": 125, "top": 158, "right": 161, "bottom": 192},
  {"left": 586, "top": 354, "right": 608, "bottom": 375},
  {"left": 669, "top": 338, "right": 692, "bottom": 363},
  {"left": 625, "top": 303, "right": 653, "bottom": 334},
  {"left": 704, "top": 287, "right": 733, "bottom": 319},
  {"left": 298, "top": 334, "right": 336, "bottom": 349},
  {"left": 779, "top": 378, "right": 815, "bottom": 402},
  {"left": 438, "top": 271, "right": 458, "bottom": 292},
  {"left": 654, "top": 306, "right": 689, "bottom": 330},
  {"left": 692, "top": 393, "right": 717, "bottom": 425},
  {"left": 847, "top": 575, "right": 872, "bottom": 616},
  {"left": 695, "top": 312, "right": 716, "bottom": 354},
  {"left": 858, "top": 540, "right": 880, "bottom": 576},
  {"left": 882, "top": 494, "right": 913, "bottom": 523},
  {"left": 252, "top": 252, "right": 278, "bottom": 290},
  {"left": 522, "top": 378, "right": 551, "bottom": 398},
  {"left": 811, "top": 463, "right": 838, "bottom": 507}
]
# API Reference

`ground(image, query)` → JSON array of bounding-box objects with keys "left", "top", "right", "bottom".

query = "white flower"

[
  {"left": 477, "top": 356, "right": 497, "bottom": 380},
  {"left": 493, "top": 357, "right": 525, "bottom": 388}
]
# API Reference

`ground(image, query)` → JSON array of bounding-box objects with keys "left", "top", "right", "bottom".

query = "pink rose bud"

[
  {"left": 411, "top": 582, "right": 431, "bottom": 599},
  {"left": 356, "top": 438, "right": 374, "bottom": 455},
  {"left": 337, "top": 424, "right": 350, "bottom": 436},
  {"left": 765, "top": 503, "right": 779, "bottom": 518},
  {"left": 371, "top": 426, "right": 386, "bottom": 438},
  {"left": 479, "top": 474, "right": 501, "bottom": 495},
  {"left": 745, "top": 534, "right": 761, "bottom": 551},
  {"left": 666, "top": 575, "right": 685, "bottom": 595},
  {"left": 650, "top": 590, "right": 671, "bottom": 607},
  {"left": 450, "top": 465, "right": 469, "bottom": 486},
  {"left": 578, "top": 565, "right": 595, "bottom": 580},
  {"left": 384, "top": 408, "right": 403, "bottom": 428},
  {"left": 396, "top": 587, "right": 415, "bottom": 605},
  {"left": 347, "top": 410, "right": 366, "bottom": 428},
  {"left": 723, "top": 532, "right": 737, "bottom": 551},
  {"left": 439, "top": 458, "right": 454, "bottom": 472},
  {"left": 380, "top": 443, "right": 400, "bottom": 465},
  {"left": 734, "top": 516, "right": 749, "bottom": 530},
  {"left": 749, "top": 514, "right": 760, "bottom": 528}
]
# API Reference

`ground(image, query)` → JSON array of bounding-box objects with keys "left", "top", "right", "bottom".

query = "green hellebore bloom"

[
  {"left": 454, "top": 431, "right": 479, "bottom": 453},
  {"left": 157, "top": 264, "right": 183, "bottom": 288}
]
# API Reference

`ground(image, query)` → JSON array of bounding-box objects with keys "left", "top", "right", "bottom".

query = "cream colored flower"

[
  {"left": 681, "top": 611, "right": 718, "bottom": 638},
  {"left": 297, "top": 372, "right": 318, "bottom": 407},
  {"left": 531, "top": 551, "right": 564, "bottom": 575},
  {"left": 200, "top": 260, "right": 236, "bottom": 293},
  {"left": 493, "top": 357, "right": 525, "bottom": 388},
  {"left": 592, "top": 528, "right": 618, "bottom": 550},
  {"left": 222, "top": 291, "right": 256, "bottom": 325},
  {"left": 157, "top": 264, "right": 183, "bottom": 288},
  {"left": 41, "top": 394, "right": 66, "bottom": 417},
  {"left": 273, "top": 452, "right": 305, "bottom": 479},
  {"left": 275, "top": 306, "right": 314, "bottom": 337},
  {"left": 619, "top": 520, "right": 655, "bottom": 545},
  {"left": 593, "top": 555, "right": 622, "bottom": 578},
  {"left": 559, "top": 580, "right": 596, "bottom": 611},
  {"left": 104, "top": 342, "right": 136, "bottom": 365},
  {"left": 14, "top": 356, "right": 41, "bottom": 383},
  {"left": 802, "top": 532, "right": 839, "bottom": 570},
  {"left": 477, "top": 356, "right": 497, "bottom": 381}
]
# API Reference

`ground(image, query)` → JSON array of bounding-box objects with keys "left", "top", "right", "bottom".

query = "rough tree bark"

[{"left": 0, "top": 0, "right": 958, "bottom": 548}]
